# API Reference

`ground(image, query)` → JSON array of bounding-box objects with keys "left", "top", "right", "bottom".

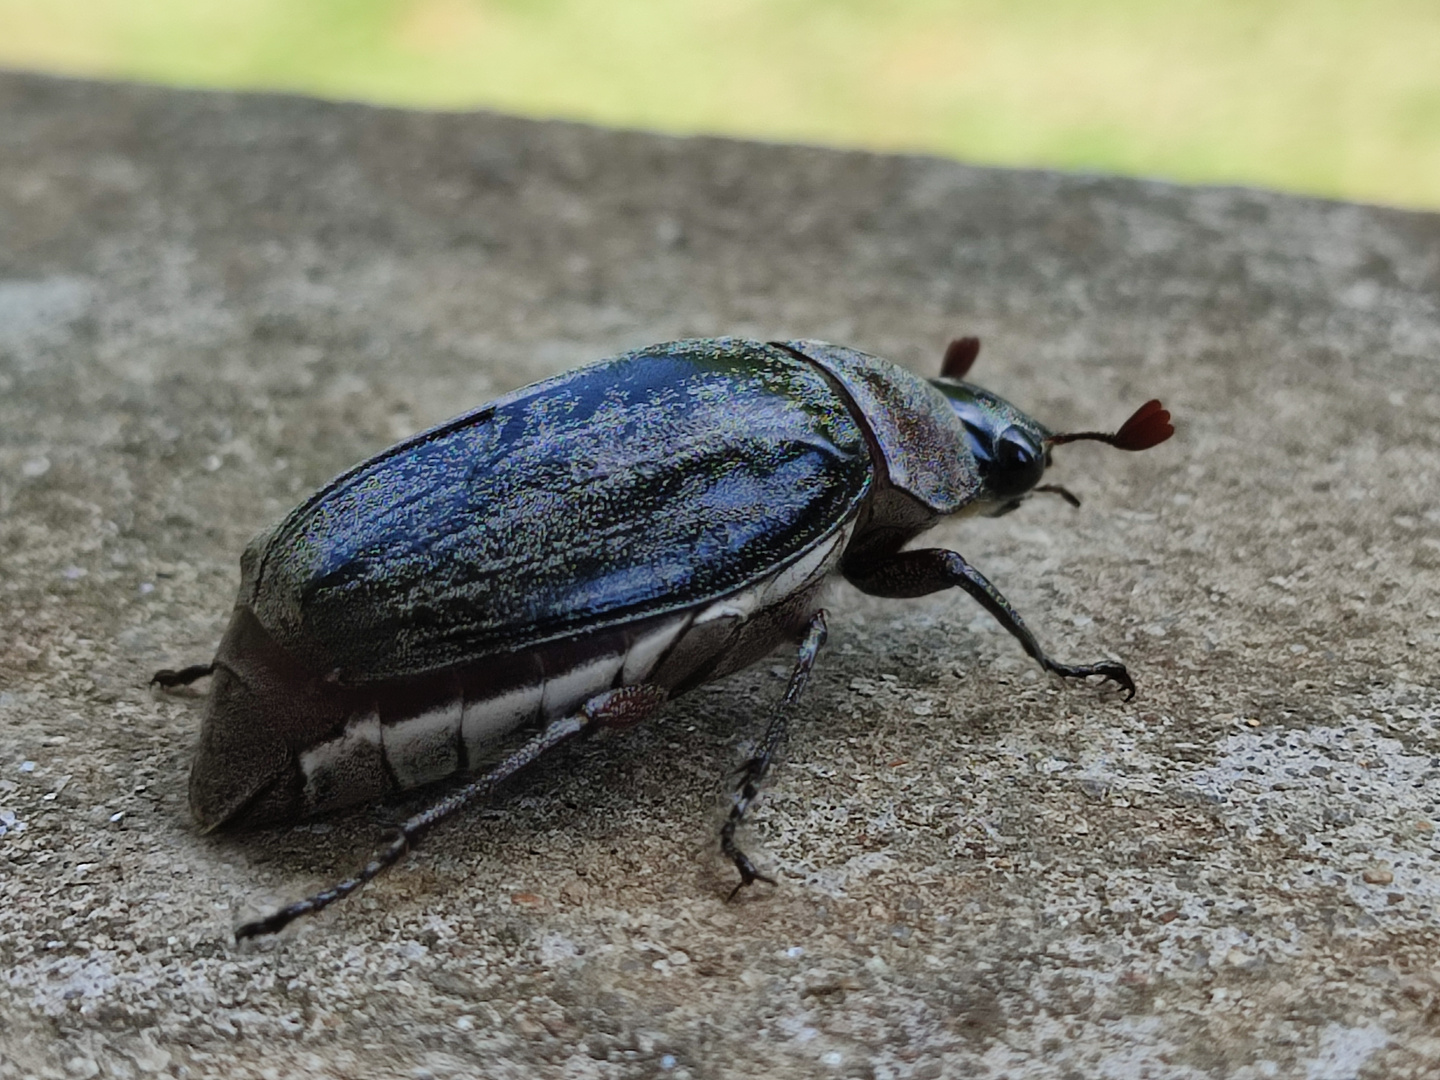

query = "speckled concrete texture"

[{"left": 2, "top": 71, "right": 1439, "bottom": 1079}]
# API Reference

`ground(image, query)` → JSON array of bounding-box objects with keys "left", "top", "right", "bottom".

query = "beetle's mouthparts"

[
  {"left": 1049, "top": 399, "right": 1174, "bottom": 452},
  {"left": 1033, "top": 483, "right": 1082, "bottom": 508}
]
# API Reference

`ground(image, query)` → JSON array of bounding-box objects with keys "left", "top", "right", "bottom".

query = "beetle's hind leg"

[
  {"left": 721, "top": 610, "right": 828, "bottom": 901},
  {"left": 234, "top": 683, "right": 668, "bottom": 940},
  {"left": 150, "top": 663, "right": 216, "bottom": 689}
]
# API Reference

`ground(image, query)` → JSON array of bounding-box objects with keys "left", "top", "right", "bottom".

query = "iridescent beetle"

[{"left": 154, "top": 336, "right": 1173, "bottom": 937}]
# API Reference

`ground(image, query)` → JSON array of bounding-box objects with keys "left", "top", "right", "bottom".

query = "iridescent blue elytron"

[{"left": 154, "top": 336, "right": 1173, "bottom": 937}]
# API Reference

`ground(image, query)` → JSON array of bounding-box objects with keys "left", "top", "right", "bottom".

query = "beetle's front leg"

[
  {"left": 843, "top": 549, "right": 1135, "bottom": 699},
  {"left": 721, "top": 610, "right": 828, "bottom": 900}
]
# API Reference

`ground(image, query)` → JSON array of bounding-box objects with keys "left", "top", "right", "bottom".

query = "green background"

[{"left": 2, "top": 0, "right": 1437, "bottom": 209}]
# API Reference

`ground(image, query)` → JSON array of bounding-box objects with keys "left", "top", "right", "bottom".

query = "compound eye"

[{"left": 991, "top": 427, "right": 1045, "bottom": 496}]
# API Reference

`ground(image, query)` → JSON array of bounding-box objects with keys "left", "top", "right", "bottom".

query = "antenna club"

[
  {"left": 1113, "top": 399, "right": 1174, "bottom": 451},
  {"left": 1049, "top": 399, "right": 1174, "bottom": 452},
  {"left": 940, "top": 336, "right": 981, "bottom": 379}
]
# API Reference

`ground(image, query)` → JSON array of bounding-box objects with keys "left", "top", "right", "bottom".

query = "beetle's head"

[{"left": 931, "top": 336, "right": 1174, "bottom": 517}]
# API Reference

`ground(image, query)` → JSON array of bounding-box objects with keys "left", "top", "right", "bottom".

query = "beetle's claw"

[
  {"left": 1104, "top": 668, "right": 1137, "bottom": 701},
  {"left": 1091, "top": 663, "right": 1136, "bottom": 701},
  {"left": 1045, "top": 660, "right": 1136, "bottom": 701},
  {"left": 726, "top": 854, "right": 777, "bottom": 902}
]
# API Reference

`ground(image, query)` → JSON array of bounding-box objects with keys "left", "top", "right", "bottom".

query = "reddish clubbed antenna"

[
  {"left": 941, "top": 336, "right": 981, "bottom": 379},
  {"left": 1050, "top": 399, "right": 1174, "bottom": 452}
]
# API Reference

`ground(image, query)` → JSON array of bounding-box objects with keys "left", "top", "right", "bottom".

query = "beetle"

[{"left": 153, "top": 336, "right": 1173, "bottom": 938}]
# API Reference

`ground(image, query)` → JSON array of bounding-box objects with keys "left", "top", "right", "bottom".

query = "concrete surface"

[{"left": 2, "top": 71, "right": 1439, "bottom": 1079}]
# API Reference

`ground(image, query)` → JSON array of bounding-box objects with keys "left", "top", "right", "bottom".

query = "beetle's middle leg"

[
  {"left": 721, "top": 610, "right": 828, "bottom": 900},
  {"left": 234, "top": 683, "right": 668, "bottom": 940},
  {"left": 844, "top": 548, "right": 1135, "bottom": 699}
]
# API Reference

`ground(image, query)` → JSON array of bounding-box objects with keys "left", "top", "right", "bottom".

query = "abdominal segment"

[{"left": 296, "top": 614, "right": 690, "bottom": 817}]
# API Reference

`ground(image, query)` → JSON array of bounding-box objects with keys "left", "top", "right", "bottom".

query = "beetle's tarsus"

[
  {"left": 725, "top": 855, "right": 777, "bottom": 901},
  {"left": 718, "top": 612, "right": 827, "bottom": 900},
  {"left": 720, "top": 762, "right": 776, "bottom": 901},
  {"left": 235, "top": 848, "right": 391, "bottom": 941},
  {"left": 1043, "top": 660, "right": 1136, "bottom": 701},
  {"left": 150, "top": 663, "right": 215, "bottom": 689}
]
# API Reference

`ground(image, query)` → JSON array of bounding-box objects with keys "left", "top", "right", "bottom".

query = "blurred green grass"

[{"left": 3, "top": 0, "right": 1438, "bottom": 209}]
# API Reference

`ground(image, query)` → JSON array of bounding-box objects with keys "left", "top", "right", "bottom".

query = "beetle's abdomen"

[
  {"left": 192, "top": 516, "right": 854, "bottom": 830},
  {"left": 288, "top": 619, "right": 688, "bottom": 824},
  {"left": 249, "top": 339, "right": 871, "bottom": 683},
  {"left": 191, "top": 606, "right": 683, "bottom": 829}
]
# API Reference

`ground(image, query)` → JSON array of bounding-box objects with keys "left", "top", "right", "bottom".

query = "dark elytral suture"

[{"left": 153, "top": 334, "right": 1174, "bottom": 938}]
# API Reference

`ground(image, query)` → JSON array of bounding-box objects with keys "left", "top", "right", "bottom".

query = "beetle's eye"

[{"left": 991, "top": 427, "right": 1045, "bottom": 497}]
